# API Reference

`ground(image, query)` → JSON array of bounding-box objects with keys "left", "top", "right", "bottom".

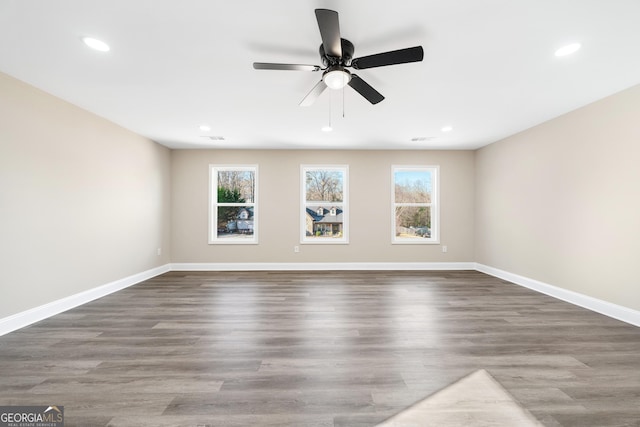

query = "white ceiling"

[{"left": 1, "top": 0, "right": 640, "bottom": 150}]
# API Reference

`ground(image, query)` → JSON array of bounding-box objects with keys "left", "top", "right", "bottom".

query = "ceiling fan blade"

[
  {"left": 315, "top": 9, "right": 342, "bottom": 58},
  {"left": 351, "top": 46, "right": 424, "bottom": 69},
  {"left": 253, "top": 62, "right": 321, "bottom": 71},
  {"left": 348, "top": 74, "right": 384, "bottom": 105},
  {"left": 299, "top": 80, "right": 328, "bottom": 107}
]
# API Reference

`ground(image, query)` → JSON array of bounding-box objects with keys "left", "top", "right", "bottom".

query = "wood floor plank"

[{"left": 1, "top": 270, "right": 639, "bottom": 426}]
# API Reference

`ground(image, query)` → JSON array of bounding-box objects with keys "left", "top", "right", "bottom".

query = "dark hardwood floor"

[{"left": 1, "top": 270, "right": 639, "bottom": 426}]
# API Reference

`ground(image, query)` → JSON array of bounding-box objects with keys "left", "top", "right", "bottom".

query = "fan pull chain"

[
  {"left": 329, "top": 91, "right": 332, "bottom": 129},
  {"left": 342, "top": 84, "right": 345, "bottom": 118},
  {"left": 321, "top": 89, "right": 332, "bottom": 132}
]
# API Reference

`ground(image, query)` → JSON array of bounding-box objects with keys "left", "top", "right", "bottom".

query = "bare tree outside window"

[
  {"left": 218, "top": 170, "right": 255, "bottom": 203},
  {"left": 305, "top": 170, "right": 343, "bottom": 202}
]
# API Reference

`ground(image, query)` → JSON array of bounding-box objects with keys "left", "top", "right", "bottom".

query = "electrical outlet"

[
  {"left": 157, "top": 248, "right": 162, "bottom": 256},
  {"left": 294, "top": 246, "right": 300, "bottom": 253},
  {"left": 442, "top": 245, "right": 447, "bottom": 253}
]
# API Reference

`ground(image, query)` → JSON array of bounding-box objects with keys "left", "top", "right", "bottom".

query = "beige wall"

[
  {"left": 171, "top": 150, "right": 475, "bottom": 263},
  {"left": 475, "top": 84, "right": 640, "bottom": 311},
  {"left": 0, "top": 72, "right": 171, "bottom": 319},
  {"left": 5, "top": 64, "right": 638, "bottom": 322}
]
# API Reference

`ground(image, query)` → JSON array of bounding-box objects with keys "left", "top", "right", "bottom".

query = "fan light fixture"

[{"left": 323, "top": 67, "right": 351, "bottom": 90}]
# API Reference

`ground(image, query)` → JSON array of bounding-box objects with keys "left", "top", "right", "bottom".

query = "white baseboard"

[
  {"left": 3, "top": 261, "right": 637, "bottom": 337},
  {"left": 170, "top": 262, "right": 476, "bottom": 271},
  {"left": 0, "top": 264, "right": 171, "bottom": 337},
  {"left": 475, "top": 263, "right": 640, "bottom": 327}
]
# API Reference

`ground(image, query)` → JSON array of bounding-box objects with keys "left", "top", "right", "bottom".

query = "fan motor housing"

[{"left": 319, "top": 38, "right": 354, "bottom": 67}]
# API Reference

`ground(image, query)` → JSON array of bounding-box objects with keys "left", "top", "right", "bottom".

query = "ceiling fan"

[{"left": 253, "top": 9, "right": 424, "bottom": 106}]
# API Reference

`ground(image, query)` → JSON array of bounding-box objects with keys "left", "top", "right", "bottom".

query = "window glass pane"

[
  {"left": 305, "top": 170, "right": 343, "bottom": 202},
  {"left": 303, "top": 206, "right": 344, "bottom": 238},
  {"left": 217, "top": 170, "right": 255, "bottom": 203},
  {"left": 217, "top": 206, "right": 254, "bottom": 239},
  {"left": 394, "top": 206, "right": 431, "bottom": 239},
  {"left": 394, "top": 170, "right": 432, "bottom": 203}
]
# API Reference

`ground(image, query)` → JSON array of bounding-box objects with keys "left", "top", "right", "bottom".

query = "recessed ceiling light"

[
  {"left": 441, "top": 126, "right": 453, "bottom": 133},
  {"left": 200, "top": 136, "right": 225, "bottom": 141},
  {"left": 411, "top": 137, "right": 436, "bottom": 142},
  {"left": 199, "top": 125, "right": 211, "bottom": 132},
  {"left": 555, "top": 43, "right": 581, "bottom": 57},
  {"left": 321, "top": 125, "right": 333, "bottom": 132},
  {"left": 81, "top": 36, "right": 110, "bottom": 52}
]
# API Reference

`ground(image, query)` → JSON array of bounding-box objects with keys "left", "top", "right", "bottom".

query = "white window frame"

[
  {"left": 209, "top": 164, "right": 258, "bottom": 244},
  {"left": 391, "top": 165, "right": 439, "bottom": 244},
  {"left": 300, "top": 165, "right": 349, "bottom": 244}
]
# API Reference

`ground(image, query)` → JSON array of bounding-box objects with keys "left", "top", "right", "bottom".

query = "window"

[
  {"left": 209, "top": 165, "right": 258, "bottom": 244},
  {"left": 392, "top": 166, "right": 438, "bottom": 244},
  {"left": 301, "top": 165, "right": 348, "bottom": 244}
]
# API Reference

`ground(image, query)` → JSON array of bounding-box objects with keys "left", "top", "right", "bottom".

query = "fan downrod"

[{"left": 319, "top": 38, "right": 355, "bottom": 67}]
